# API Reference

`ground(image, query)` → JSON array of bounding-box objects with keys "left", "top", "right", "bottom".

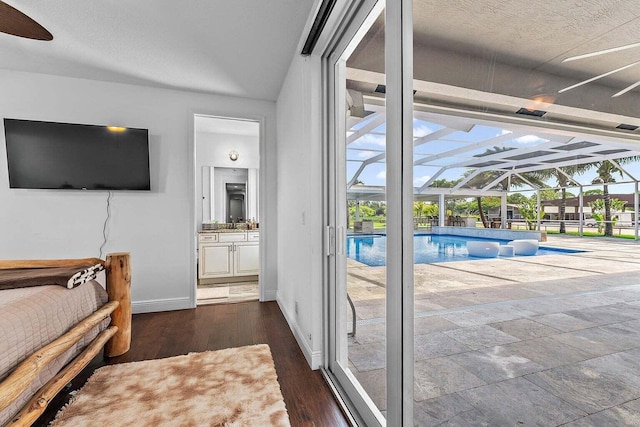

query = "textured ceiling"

[
  {"left": 349, "top": 0, "right": 640, "bottom": 104},
  {"left": 1, "top": 0, "right": 315, "bottom": 101},
  {"left": 411, "top": 0, "right": 640, "bottom": 85}
]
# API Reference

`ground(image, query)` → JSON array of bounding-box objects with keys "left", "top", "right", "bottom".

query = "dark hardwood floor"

[{"left": 35, "top": 301, "right": 350, "bottom": 427}]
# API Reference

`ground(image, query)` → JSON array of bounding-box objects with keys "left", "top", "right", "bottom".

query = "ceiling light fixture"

[{"left": 229, "top": 150, "right": 239, "bottom": 161}]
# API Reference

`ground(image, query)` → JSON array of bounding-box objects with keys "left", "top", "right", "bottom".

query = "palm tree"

[
  {"left": 532, "top": 165, "right": 590, "bottom": 233},
  {"left": 590, "top": 157, "right": 640, "bottom": 237},
  {"left": 464, "top": 147, "right": 545, "bottom": 228}
]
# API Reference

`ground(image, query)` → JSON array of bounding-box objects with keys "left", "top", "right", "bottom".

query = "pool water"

[{"left": 346, "top": 234, "right": 584, "bottom": 267}]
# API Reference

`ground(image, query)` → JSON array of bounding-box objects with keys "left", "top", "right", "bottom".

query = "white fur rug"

[{"left": 51, "top": 344, "right": 290, "bottom": 426}]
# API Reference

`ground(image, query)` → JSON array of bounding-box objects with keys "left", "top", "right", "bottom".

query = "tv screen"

[{"left": 4, "top": 118, "right": 150, "bottom": 191}]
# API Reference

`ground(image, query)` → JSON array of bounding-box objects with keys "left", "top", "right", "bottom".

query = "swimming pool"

[{"left": 346, "top": 234, "right": 584, "bottom": 266}]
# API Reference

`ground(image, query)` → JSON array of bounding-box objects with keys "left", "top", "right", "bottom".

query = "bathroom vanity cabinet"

[{"left": 198, "top": 231, "right": 259, "bottom": 279}]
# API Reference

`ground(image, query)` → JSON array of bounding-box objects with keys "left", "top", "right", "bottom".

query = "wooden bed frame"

[{"left": 0, "top": 252, "right": 131, "bottom": 427}]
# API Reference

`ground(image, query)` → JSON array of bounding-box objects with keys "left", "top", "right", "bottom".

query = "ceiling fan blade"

[
  {"left": 0, "top": 1, "right": 52, "bottom": 40},
  {"left": 562, "top": 42, "right": 640, "bottom": 63}
]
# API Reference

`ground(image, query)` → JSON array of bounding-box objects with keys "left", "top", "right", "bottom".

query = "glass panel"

[
  {"left": 408, "top": 1, "right": 640, "bottom": 424},
  {"left": 338, "top": 3, "right": 388, "bottom": 421}
]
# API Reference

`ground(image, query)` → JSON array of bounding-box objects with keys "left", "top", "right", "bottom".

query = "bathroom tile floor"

[{"left": 197, "top": 281, "right": 258, "bottom": 305}]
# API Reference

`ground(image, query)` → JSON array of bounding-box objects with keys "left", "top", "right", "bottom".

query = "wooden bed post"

[{"left": 104, "top": 252, "right": 131, "bottom": 357}]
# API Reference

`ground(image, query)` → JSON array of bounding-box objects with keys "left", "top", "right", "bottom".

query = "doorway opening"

[{"left": 194, "top": 115, "right": 260, "bottom": 305}]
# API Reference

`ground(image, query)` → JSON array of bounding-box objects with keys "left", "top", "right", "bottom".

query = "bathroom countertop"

[{"left": 199, "top": 228, "right": 259, "bottom": 233}]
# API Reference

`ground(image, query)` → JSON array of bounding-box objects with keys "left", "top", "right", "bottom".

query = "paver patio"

[{"left": 346, "top": 234, "right": 640, "bottom": 425}]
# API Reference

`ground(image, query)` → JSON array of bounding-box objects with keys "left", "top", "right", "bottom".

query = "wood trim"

[
  {"left": 0, "top": 301, "right": 118, "bottom": 413},
  {"left": 104, "top": 253, "right": 131, "bottom": 357},
  {"left": 7, "top": 326, "right": 118, "bottom": 427},
  {"left": 0, "top": 258, "right": 105, "bottom": 270}
]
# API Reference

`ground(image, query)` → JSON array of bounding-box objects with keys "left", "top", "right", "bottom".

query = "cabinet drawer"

[
  {"left": 198, "top": 233, "right": 218, "bottom": 242},
  {"left": 218, "top": 232, "right": 247, "bottom": 242},
  {"left": 247, "top": 232, "right": 260, "bottom": 241}
]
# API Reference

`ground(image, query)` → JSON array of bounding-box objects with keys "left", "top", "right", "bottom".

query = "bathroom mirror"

[{"left": 202, "top": 166, "right": 259, "bottom": 224}]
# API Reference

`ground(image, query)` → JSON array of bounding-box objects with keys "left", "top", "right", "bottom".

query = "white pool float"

[
  {"left": 507, "top": 239, "right": 539, "bottom": 255},
  {"left": 467, "top": 241, "right": 500, "bottom": 258},
  {"left": 499, "top": 245, "right": 515, "bottom": 257}
]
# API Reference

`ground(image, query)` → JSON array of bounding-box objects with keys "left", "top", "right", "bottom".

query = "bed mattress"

[{"left": 0, "top": 281, "right": 109, "bottom": 426}]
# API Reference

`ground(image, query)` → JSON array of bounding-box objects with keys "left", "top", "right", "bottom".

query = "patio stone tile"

[
  {"left": 348, "top": 341, "right": 386, "bottom": 372},
  {"left": 353, "top": 303, "right": 385, "bottom": 321},
  {"left": 421, "top": 295, "right": 477, "bottom": 309},
  {"left": 427, "top": 408, "right": 493, "bottom": 426},
  {"left": 414, "top": 331, "right": 472, "bottom": 361},
  {"left": 604, "top": 302, "right": 640, "bottom": 319},
  {"left": 563, "top": 401, "right": 640, "bottom": 427},
  {"left": 581, "top": 349, "right": 640, "bottom": 390},
  {"left": 413, "top": 299, "right": 446, "bottom": 312},
  {"left": 511, "top": 298, "right": 580, "bottom": 315},
  {"left": 447, "top": 346, "right": 545, "bottom": 383},
  {"left": 414, "top": 393, "right": 493, "bottom": 427},
  {"left": 595, "top": 288, "right": 640, "bottom": 303},
  {"left": 489, "top": 318, "right": 561, "bottom": 340},
  {"left": 559, "top": 294, "right": 627, "bottom": 310},
  {"left": 566, "top": 305, "right": 638, "bottom": 325},
  {"left": 472, "top": 305, "right": 538, "bottom": 323},
  {"left": 352, "top": 368, "right": 386, "bottom": 411},
  {"left": 352, "top": 322, "right": 386, "bottom": 344},
  {"left": 554, "top": 324, "right": 640, "bottom": 355},
  {"left": 525, "top": 364, "right": 640, "bottom": 414},
  {"left": 414, "top": 357, "right": 486, "bottom": 401},
  {"left": 413, "top": 315, "right": 458, "bottom": 334},
  {"left": 500, "top": 336, "right": 597, "bottom": 368},
  {"left": 457, "top": 377, "right": 586, "bottom": 426},
  {"left": 531, "top": 313, "right": 598, "bottom": 332},
  {"left": 440, "top": 310, "right": 491, "bottom": 327},
  {"left": 443, "top": 325, "right": 520, "bottom": 350},
  {"left": 413, "top": 393, "right": 476, "bottom": 426}
]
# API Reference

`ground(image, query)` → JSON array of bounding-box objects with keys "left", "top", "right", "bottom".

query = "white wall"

[
  {"left": 276, "top": 54, "right": 324, "bottom": 368},
  {"left": 0, "top": 69, "right": 278, "bottom": 311}
]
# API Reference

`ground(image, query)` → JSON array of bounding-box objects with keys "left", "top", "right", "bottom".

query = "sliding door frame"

[
  {"left": 384, "top": 0, "right": 414, "bottom": 425},
  {"left": 323, "top": 0, "right": 415, "bottom": 425}
]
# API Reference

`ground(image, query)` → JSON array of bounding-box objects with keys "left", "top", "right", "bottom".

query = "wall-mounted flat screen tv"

[{"left": 4, "top": 118, "right": 150, "bottom": 190}]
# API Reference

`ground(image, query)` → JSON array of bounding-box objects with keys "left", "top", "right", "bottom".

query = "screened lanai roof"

[{"left": 346, "top": 94, "right": 640, "bottom": 202}]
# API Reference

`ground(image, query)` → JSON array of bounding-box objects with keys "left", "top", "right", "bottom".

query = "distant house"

[
  {"left": 487, "top": 194, "right": 638, "bottom": 226},
  {"left": 541, "top": 194, "right": 637, "bottom": 224}
]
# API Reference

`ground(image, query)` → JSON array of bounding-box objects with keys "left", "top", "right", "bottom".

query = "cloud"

[
  {"left": 515, "top": 135, "right": 548, "bottom": 144},
  {"left": 413, "top": 175, "right": 431, "bottom": 186},
  {"left": 352, "top": 133, "right": 386, "bottom": 147},
  {"left": 376, "top": 170, "right": 386, "bottom": 180},
  {"left": 413, "top": 124, "right": 434, "bottom": 138},
  {"left": 357, "top": 150, "right": 376, "bottom": 159}
]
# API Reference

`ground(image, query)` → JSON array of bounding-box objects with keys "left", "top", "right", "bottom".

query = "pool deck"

[{"left": 347, "top": 235, "right": 640, "bottom": 424}]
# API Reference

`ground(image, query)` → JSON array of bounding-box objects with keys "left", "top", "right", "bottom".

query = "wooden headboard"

[{"left": 0, "top": 252, "right": 131, "bottom": 426}]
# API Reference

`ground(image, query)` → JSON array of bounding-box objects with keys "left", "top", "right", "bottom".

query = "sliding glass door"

[
  {"left": 327, "top": 1, "right": 640, "bottom": 425},
  {"left": 326, "top": 1, "right": 414, "bottom": 425}
]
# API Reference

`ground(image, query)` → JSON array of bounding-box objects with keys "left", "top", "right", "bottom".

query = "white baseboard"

[
  {"left": 262, "top": 288, "right": 277, "bottom": 301},
  {"left": 132, "top": 297, "right": 192, "bottom": 314},
  {"left": 276, "top": 296, "right": 322, "bottom": 370}
]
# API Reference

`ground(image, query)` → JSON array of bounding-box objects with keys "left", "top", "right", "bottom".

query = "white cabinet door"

[
  {"left": 234, "top": 242, "right": 259, "bottom": 275},
  {"left": 199, "top": 244, "right": 233, "bottom": 278}
]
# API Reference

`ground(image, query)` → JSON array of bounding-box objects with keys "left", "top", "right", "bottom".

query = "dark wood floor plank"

[{"left": 33, "top": 301, "right": 349, "bottom": 427}]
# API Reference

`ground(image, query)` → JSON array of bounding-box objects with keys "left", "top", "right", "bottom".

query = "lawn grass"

[{"left": 546, "top": 230, "right": 638, "bottom": 239}]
